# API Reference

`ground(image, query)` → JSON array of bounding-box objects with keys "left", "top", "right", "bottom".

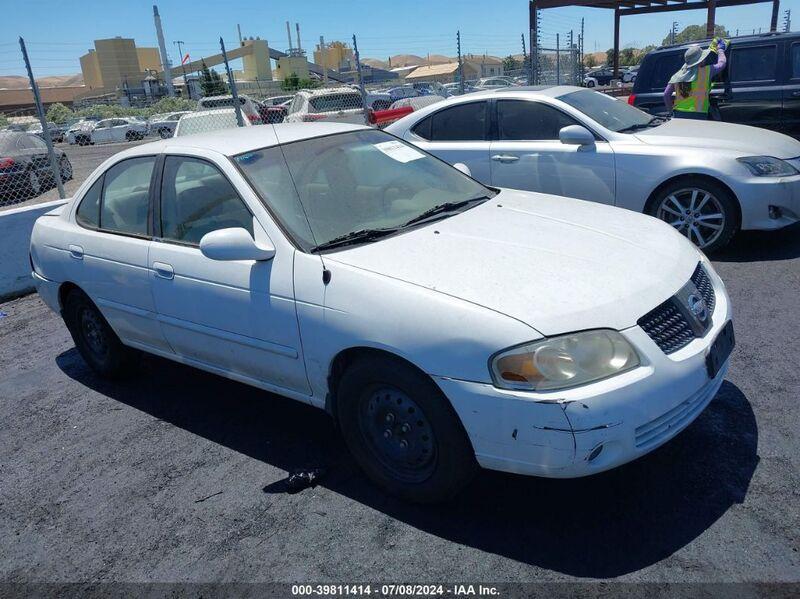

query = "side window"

[
  {"left": 76, "top": 176, "right": 103, "bottom": 228},
  {"left": 411, "top": 115, "right": 432, "bottom": 140},
  {"left": 791, "top": 43, "right": 800, "bottom": 79},
  {"left": 429, "top": 102, "right": 487, "bottom": 141},
  {"left": 730, "top": 45, "right": 777, "bottom": 82},
  {"left": 497, "top": 100, "right": 579, "bottom": 140},
  {"left": 100, "top": 157, "right": 155, "bottom": 236},
  {"left": 160, "top": 156, "right": 253, "bottom": 245},
  {"left": 650, "top": 53, "right": 685, "bottom": 91}
]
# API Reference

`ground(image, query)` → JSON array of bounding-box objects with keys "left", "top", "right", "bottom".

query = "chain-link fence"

[{"left": 532, "top": 46, "right": 583, "bottom": 86}]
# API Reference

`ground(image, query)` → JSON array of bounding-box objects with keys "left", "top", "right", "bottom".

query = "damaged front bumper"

[{"left": 435, "top": 263, "right": 732, "bottom": 479}]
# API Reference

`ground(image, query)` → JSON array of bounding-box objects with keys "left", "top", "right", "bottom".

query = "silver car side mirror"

[
  {"left": 199, "top": 227, "right": 275, "bottom": 261},
  {"left": 453, "top": 162, "right": 472, "bottom": 177},
  {"left": 559, "top": 125, "right": 595, "bottom": 146}
]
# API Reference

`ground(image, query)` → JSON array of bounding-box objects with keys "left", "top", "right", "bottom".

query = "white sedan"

[
  {"left": 31, "top": 123, "right": 734, "bottom": 502},
  {"left": 386, "top": 86, "right": 800, "bottom": 251}
]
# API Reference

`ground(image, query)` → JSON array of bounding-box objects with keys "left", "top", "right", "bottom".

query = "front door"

[
  {"left": 488, "top": 99, "right": 615, "bottom": 204},
  {"left": 148, "top": 154, "right": 309, "bottom": 393},
  {"left": 713, "top": 42, "right": 783, "bottom": 131},
  {"left": 405, "top": 100, "right": 492, "bottom": 184},
  {"left": 91, "top": 120, "right": 112, "bottom": 143}
]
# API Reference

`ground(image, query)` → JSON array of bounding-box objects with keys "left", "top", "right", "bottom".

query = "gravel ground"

[
  {"left": 0, "top": 139, "right": 149, "bottom": 212},
  {"left": 0, "top": 225, "right": 798, "bottom": 588}
]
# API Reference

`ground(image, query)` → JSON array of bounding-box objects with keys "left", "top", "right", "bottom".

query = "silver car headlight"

[
  {"left": 737, "top": 156, "right": 799, "bottom": 177},
  {"left": 490, "top": 330, "right": 640, "bottom": 392}
]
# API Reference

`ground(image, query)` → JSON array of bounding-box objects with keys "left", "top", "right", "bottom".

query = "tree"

[
  {"left": 620, "top": 47, "right": 637, "bottom": 66},
  {"left": 146, "top": 96, "right": 197, "bottom": 115},
  {"left": 502, "top": 55, "right": 521, "bottom": 73},
  {"left": 199, "top": 63, "right": 228, "bottom": 96},
  {"left": 46, "top": 102, "right": 73, "bottom": 124},
  {"left": 281, "top": 72, "right": 301, "bottom": 91},
  {"left": 662, "top": 24, "right": 729, "bottom": 47}
]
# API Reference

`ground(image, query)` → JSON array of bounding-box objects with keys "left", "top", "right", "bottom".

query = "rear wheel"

[
  {"left": 63, "top": 289, "right": 138, "bottom": 378},
  {"left": 27, "top": 169, "right": 42, "bottom": 197},
  {"left": 336, "top": 356, "right": 476, "bottom": 503},
  {"left": 158, "top": 127, "right": 172, "bottom": 139},
  {"left": 59, "top": 155, "right": 73, "bottom": 181},
  {"left": 648, "top": 177, "right": 738, "bottom": 252}
]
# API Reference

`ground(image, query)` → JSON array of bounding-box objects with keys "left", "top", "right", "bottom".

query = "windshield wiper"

[
  {"left": 402, "top": 196, "right": 490, "bottom": 228},
  {"left": 617, "top": 116, "right": 664, "bottom": 133},
  {"left": 311, "top": 227, "right": 400, "bottom": 252}
]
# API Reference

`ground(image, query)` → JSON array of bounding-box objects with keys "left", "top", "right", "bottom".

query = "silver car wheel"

[{"left": 656, "top": 187, "right": 725, "bottom": 249}]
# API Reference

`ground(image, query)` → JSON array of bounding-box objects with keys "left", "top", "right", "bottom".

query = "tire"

[
  {"left": 158, "top": 127, "right": 172, "bottom": 139},
  {"left": 59, "top": 156, "right": 73, "bottom": 181},
  {"left": 76, "top": 135, "right": 90, "bottom": 146},
  {"left": 587, "top": 80, "right": 595, "bottom": 88},
  {"left": 27, "top": 169, "right": 42, "bottom": 197},
  {"left": 647, "top": 177, "right": 738, "bottom": 252},
  {"left": 336, "top": 356, "right": 476, "bottom": 503},
  {"left": 125, "top": 130, "right": 135, "bottom": 142},
  {"left": 63, "top": 289, "right": 138, "bottom": 378}
]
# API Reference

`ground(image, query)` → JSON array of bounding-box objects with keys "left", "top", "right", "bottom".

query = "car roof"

[
  {"left": 115, "top": 122, "right": 370, "bottom": 157},
  {"left": 652, "top": 30, "right": 800, "bottom": 54},
  {"left": 439, "top": 85, "right": 580, "bottom": 101}
]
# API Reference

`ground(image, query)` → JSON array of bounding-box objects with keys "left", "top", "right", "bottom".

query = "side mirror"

[
  {"left": 199, "top": 227, "right": 275, "bottom": 262},
  {"left": 559, "top": 125, "right": 595, "bottom": 146},
  {"left": 453, "top": 162, "right": 472, "bottom": 177}
]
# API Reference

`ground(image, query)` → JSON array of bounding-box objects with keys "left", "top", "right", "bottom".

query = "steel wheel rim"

[
  {"left": 656, "top": 187, "right": 725, "bottom": 249},
  {"left": 357, "top": 384, "right": 437, "bottom": 483},
  {"left": 80, "top": 308, "right": 109, "bottom": 358}
]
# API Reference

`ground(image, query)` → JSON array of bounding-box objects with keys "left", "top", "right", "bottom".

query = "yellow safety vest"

[{"left": 674, "top": 65, "right": 711, "bottom": 114}]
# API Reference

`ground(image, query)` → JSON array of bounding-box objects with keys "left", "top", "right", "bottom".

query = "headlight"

[
  {"left": 490, "top": 330, "right": 640, "bottom": 392},
  {"left": 737, "top": 156, "right": 799, "bottom": 177}
]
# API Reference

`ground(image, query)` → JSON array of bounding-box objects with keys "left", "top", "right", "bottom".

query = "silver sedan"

[{"left": 386, "top": 86, "right": 800, "bottom": 251}]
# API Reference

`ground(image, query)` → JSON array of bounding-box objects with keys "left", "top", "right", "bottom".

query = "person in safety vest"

[{"left": 663, "top": 38, "right": 727, "bottom": 120}]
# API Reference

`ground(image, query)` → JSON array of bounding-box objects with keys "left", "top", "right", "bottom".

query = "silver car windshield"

[
  {"left": 559, "top": 89, "right": 655, "bottom": 132},
  {"left": 234, "top": 129, "right": 493, "bottom": 252}
]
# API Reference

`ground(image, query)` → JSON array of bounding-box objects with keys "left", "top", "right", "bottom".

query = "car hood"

[
  {"left": 326, "top": 190, "right": 700, "bottom": 335},
  {"left": 634, "top": 119, "right": 800, "bottom": 159}
]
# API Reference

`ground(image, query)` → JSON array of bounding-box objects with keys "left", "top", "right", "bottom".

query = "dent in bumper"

[{"left": 32, "top": 271, "right": 61, "bottom": 314}]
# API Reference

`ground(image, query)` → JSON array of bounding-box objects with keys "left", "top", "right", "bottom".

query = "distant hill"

[{"left": 0, "top": 74, "right": 84, "bottom": 89}]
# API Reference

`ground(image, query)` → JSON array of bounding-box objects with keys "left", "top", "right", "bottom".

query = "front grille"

[{"left": 638, "top": 263, "right": 716, "bottom": 354}]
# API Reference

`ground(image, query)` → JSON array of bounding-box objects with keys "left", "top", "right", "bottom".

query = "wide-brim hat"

[{"left": 669, "top": 44, "right": 713, "bottom": 84}]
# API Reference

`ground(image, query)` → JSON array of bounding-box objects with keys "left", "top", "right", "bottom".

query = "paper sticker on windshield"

[{"left": 374, "top": 140, "right": 425, "bottom": 163}]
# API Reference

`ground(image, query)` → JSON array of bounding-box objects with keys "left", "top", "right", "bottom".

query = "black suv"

[{"left": 630, "top": 31, "right": 800, "bottom": 137}]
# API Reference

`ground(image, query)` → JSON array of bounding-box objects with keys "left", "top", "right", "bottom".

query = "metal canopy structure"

[{"left": 529, "top": 0, "right": 781, "bottom": 78}]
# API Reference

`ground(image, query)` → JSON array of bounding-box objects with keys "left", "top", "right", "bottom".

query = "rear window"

[
  {"left": 200, "top": 97, "right": 246, "bottom": 108},
  {"left": 646, "top": 52, "right": 685, "bottom": 91},
  {"left": 730, "top": 45, "right": 777, "bottom": 82},
  {"left": 309, "top": 93, "right": 363, "bottom": 112}
]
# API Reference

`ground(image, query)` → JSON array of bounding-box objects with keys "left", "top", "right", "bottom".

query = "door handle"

[
  {"left": 491, "top": 154, "right": 520, "bottom": 163},
  {"left": 152, "top": 261, "right": 174, "bottom": 280},
  {"left": 68, "top": 244, "right": 83, "bottom": 260}
]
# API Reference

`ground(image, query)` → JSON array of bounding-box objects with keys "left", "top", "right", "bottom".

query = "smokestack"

[
  {"left": 296, "top": 23, "right": 302, "bottom": 51},
  {"left": 152, "top": 5, "right": 175, "bottom": 97},
  {"left": 286, "top": 21, "right": 293, "bottom": 51}
]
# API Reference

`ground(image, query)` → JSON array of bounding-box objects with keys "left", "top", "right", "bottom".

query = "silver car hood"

[
  {"left": 327, "top": 189, "right": 700, "bottom": 335},
  {"left": 634, "top": 120, "right": 800, "bottom": 159}
]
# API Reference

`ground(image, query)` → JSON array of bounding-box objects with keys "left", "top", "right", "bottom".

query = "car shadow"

[
  {"left": 711, "top": 222, "right": 800, "bottom": 262},
  {"left": 57, "top": 348, "right": 758, "bottom": 578}
]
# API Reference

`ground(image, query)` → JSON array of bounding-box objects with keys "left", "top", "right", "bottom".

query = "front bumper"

[
  {"left": 734, "top": 171, "right": 800, "bottom": 230},
  {"left": 435, "top": 262, "right": 732, "bottom": 478}
]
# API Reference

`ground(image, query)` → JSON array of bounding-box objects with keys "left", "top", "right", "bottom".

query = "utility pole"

[
  {"left": 153, "top": 4, "right": 175, "bottom": 97},
  {"left": 784, "top": 9, "right": 792, "bottom": 32},
  {"left": 19, "top": 37, "right": 64, "bottom": 199},
  {"left": 520, "top": 32, "right": 528, "bottom": 85},
  {"left": 556, "top": 33, "right": 560, "bottom": 85},
  {"left": 319, "top": 36, "right": 328, "bottom": 86},
  {"left": 173, "top": 40, "right": 188, "bottom": 94},
  {"left": 568, "top": 30, "right": 574, "bottom": 85},
  {"left": 220, "top": 37, "right": 243, "bottom": 127},
  {"left": 352, "top": 34, "right": 368, "bottom": 123},
  {"left": 457, "top": 31, "right": 465, "bottom": 94},
  {"left": 670, "top": 21, "right": 679, "bottom": 45},
  {"left": 580, "top": 18, "right": 585, "bottom": 81}
]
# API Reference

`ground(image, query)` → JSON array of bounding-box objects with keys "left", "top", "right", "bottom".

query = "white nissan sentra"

[{"left": 30, "top": 123, "right": 734, "bottom": 502}]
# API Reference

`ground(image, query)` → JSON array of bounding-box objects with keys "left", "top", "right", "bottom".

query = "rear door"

[
  {"left": 404, "top": 100, "right": 492, "bottom": 183},
  {"left": 782, "top": 40, "right": 800, "bottom": 138},
  {"left": 488, "top": 99, "right": 615, "bottom": 204},
  {"left": 713, "top": 42, "right": 783, "bottom": 131}
]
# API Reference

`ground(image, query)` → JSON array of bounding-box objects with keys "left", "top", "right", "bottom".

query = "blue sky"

[{"left": 1, "top": 0, "right": 797, "bottom": 77}]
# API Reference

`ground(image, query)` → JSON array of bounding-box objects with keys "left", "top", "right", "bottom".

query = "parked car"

[
  {"left": 384, "top": 85, "right": 419, "bottom": 101},
  {"left": 583, "top": 74, "right": 598, "bottom": 88},
  {"left": 257, "top": 100, "right": 290, "bottom": 124},
  {"left": 386, "top": 86, "right": 800, "bottom": 251},
  {"left": 474, "top": 77, "right": 514, "bottom": 90},
  {"left": 173, "top": 108, "right": 253, "bottom": 137},
  {"left": 148, "top": 111, "right": 192, "bottom": 138},
  {"left": 262, "top": 94, "right": 295, "bottom": 106},
  {"left": 411, "top": 81, "right": 450, "bottom": 96},
  {"left": 0, "top": 132, "right": 72, "bottom": 202},
  {"left": 442, "top": 82, "right": 477, "bottom": 95},
  {"left": 69, "top": 118, "right": 148, "bottom": 145},
  {"left": 30, "top": 123, "right": 733, "bottom": 502},
  {"left": 631, "top": 31, "right": 800, "bottom": 137},
  {"left": 284, "top": 87, "right": 366, "bottom": 124},
  {"left": 29, "top": 121, "right": 63, "bottom": 143},
  {"left": 586, "top": 68, "right": 615, "bottom": 85},
  {"left": 197, "top": 94, "right": 264, "bottom": 125},
  {"left": 622, "top": 65, "right": 639, "bottom": 83}
]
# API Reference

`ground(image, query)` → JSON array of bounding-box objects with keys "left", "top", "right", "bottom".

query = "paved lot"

[
  {"left": 0, "top": 225, "right": 798, "bottom": 586},
  {"left": 0, "top": 139, "right": 148, "bottom": 212}
]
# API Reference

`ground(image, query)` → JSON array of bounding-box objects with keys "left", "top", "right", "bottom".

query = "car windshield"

[
  {"left": 235, "top": 129, "right": 493, "bottom": 252},
  {"left": 559, "top": 89, "right": 656, "bottom": 132}
]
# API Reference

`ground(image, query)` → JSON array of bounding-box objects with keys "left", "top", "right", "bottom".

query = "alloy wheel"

[
  {"left": 357, "top": 385, "right": 437, "bottom": 483},
  {"left": 656, "top": 187, "right": 726, "bottom": 249}
]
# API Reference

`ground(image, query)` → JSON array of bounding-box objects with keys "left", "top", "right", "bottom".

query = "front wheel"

[
  {"left": 59, "top": 156, "right": 73, "bottom": 181},
  {"left": 648, "top": 177, "right": 738, "bottom": 252},
  {"left": 336, "top": 356, "right": 476, "bottom": 503},
  {"left": 63, "top": 289, "right": 138, "bottom": 378}
]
